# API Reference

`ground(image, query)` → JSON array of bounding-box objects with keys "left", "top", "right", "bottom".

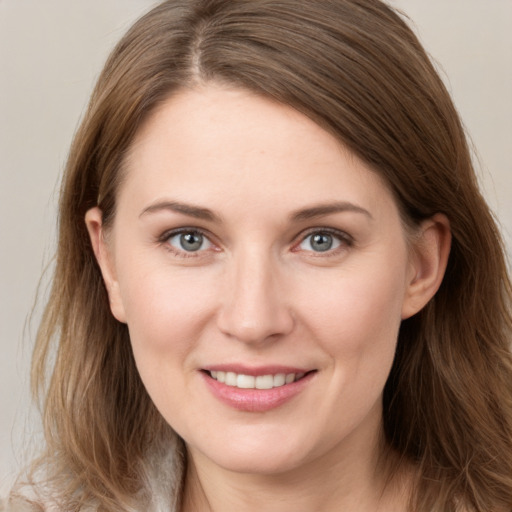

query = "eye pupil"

[
  {"left": 311, "top": 233, "right": 333, "bottom": 252},
  {"left": 180, "top": 232, "right": 203, "bottom": 251}
]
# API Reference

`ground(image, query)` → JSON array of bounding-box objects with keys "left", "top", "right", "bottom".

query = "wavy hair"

[{"left": 11, "top": 1, "right": 512, "bottom": 510}]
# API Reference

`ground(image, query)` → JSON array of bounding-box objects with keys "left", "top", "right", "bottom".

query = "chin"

[
  {"left": 188, "top": 434, "right": 313, "bottom": 476},
  {"left": 215, "top": 452, "right": 306, "bottom": 476}
]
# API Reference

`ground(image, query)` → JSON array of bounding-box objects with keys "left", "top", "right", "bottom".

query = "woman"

[{"left": 9, "top": 0, "right": 512, "bottom": 511}]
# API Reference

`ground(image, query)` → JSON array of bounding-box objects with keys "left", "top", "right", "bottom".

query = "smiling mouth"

[
  {"left": 206, "top": 370, "right": 311, "bottom": 390},
  {"left": 202, "top": 368, "right": 317, "bottom": 412}
]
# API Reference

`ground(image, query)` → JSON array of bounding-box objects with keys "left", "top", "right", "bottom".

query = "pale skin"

[{"left": 86, "top": 85, "right": 451, "bottom": 511}]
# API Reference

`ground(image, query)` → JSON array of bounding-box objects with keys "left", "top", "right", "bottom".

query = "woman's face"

[{"left": 88, "top": 85, "right": 437, "bottom": 476}]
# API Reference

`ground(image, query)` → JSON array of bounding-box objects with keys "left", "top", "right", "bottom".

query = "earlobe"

[
  {"left": 84, "top": 207, "right": 127, "bottom": 323},
  {"left": 401, "top": 214, "right": 451, "bottom": 319}
]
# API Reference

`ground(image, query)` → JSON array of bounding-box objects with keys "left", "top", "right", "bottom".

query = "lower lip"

[{"left": 201, "top": 372, "right": 315, "bottom": 412}]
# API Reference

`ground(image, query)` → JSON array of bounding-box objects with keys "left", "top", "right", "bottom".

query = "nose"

[{"left": 216, "top": 249, "right": 294, "bottom": 345}]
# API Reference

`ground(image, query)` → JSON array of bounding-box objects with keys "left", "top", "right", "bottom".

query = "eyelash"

[
  {"left": 293, "top": 227, "right": 354, "bottom": 256},
  {"left": 158, "top": 228, "right": 217, "bottom": 259},
  {"left": 157, "top": 227, "right": 353, "bottom": 258}
]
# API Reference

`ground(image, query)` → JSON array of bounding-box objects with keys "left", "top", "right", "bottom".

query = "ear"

[
  {"left": 85, "top": 207, "right": 127, "bottom": 323},
  {"left": 401, "top": 213, "right": 451, "bottom": 319}
]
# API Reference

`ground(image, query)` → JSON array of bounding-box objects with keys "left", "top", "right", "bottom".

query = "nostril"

[{"left": 216, "top": 303, "right": 295, "bottom": 345}]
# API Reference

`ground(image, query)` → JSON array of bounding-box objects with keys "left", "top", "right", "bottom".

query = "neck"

[{"left": 180, "top": 425, "right": 411, "bottom": 512}]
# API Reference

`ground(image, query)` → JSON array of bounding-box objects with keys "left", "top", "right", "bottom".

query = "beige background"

[{"left": 1, "top": 0, "right": 511, "bottom": 496}]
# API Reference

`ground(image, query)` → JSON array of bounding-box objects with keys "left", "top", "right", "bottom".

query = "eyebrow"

[
  {"left": 139, "top": 200, "right": 221, "bottom": 222},
  {"left": 290, "top": 202, "right": 373, "bottom": 222},
  {"left": 139, "top": 200, "right": 372, "bottom": 223}
]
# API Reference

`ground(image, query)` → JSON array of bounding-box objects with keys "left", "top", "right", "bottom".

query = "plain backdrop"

[{"left": 1, "top": 0, "right": 511, "bottom": 498}]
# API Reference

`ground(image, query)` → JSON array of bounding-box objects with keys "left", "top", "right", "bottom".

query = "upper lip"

[{"left": 201, "top": 364, "right": 314, "bottom": 376}]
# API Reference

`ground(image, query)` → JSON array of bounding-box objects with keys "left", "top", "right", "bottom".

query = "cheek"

[
  {"left": 117, "top": 261, "right": 219, "bottom": 358},
  {"left": 117, "top": 266, "right": 221, "bottom": 422},
  {"left": 302, "top": 256, "right": 408, "bottom": 423},
  {"left": 298, "top": 255, "right": 408, "bottom": 367}
]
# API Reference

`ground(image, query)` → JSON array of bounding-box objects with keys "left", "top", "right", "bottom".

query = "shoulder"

[
  {"left": 1, "top": 495, "right": 98, "bottom": 512},
  {"left": 0, "top": 496, "right": 43, "bottom": 512},
  {"left": 3, "top": 436, "right": 184, "bottom": 512}
]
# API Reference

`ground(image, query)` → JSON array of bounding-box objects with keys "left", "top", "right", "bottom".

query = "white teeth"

[
  {"left": 273, "top": 373, "right": 286, "bottom": 387},
  {"left": 237, "top": 374, "right": 255, "bottom": 388},
  {"left": 209, "top": 370, "right": 306, "bottom": 389},
  {"left": 225, "top": 371, "right": 237, "bottom": 386},
  {"left": 256, "top": 375, "right": 274, "bottom": 389}
]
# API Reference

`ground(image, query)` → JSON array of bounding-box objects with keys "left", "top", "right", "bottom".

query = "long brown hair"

[{"left": 12, "top": 1, "right": 512, "bottom": 510}]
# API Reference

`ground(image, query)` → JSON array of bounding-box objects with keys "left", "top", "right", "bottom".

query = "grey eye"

[
  {"left": 299, "top": 232, "right": 341, "bottom": 252},
  {"left": 168, "top": 231, "right": 211, "bottom": 252}
]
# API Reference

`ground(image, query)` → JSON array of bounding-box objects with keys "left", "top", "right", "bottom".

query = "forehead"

[{"left": 118, "top": 85, "right": 398, "bottom": 222}]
